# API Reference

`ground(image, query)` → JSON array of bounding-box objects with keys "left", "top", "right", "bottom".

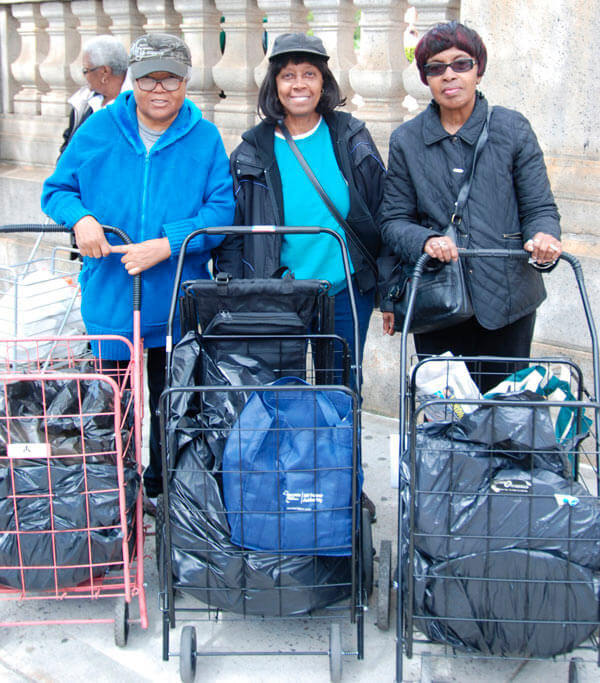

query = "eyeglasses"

[
  {"left": 423, "top": 58, "right": 476, "bottom": 78},
  {"left": 82, "top": 66, "right": 102, "bottom": 76},
  {"left": 136, "top": 76, "right": 183, "bottom": 92}
]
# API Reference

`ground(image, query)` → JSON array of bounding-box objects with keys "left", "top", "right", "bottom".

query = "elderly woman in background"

[
  {"left": 216, "top": 32, "right": 388, "bottom": 385},
  {"left": 59, "top": 35, "right": 129, "bottom": 155},
  {"left": 381, "top": 21, "right": 562, "bottom": 391}
]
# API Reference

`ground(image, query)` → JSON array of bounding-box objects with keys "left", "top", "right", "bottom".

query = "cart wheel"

[
  {"left": 377, "top": 540, "right": 392, "bottom": 631},
  {"left": 114, "top": 599, "right": 129, "bottom": 648},
  {"left": 329, "top": 622, "right": 343, "bottom": 683},
  {"left": 568, "top": 657, "right": 583, "bottom": 683},
  {"left": 361, "top": 507, "right": 374, "bottom": 598},
  {"left": 180, "top": 625, "right": 197, "bottom": 683},
  {"left": 155, "top": 493, "right": 165, "bottom": 573}
]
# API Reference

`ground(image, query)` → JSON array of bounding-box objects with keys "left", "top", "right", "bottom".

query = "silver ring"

[{"left": 549, "top": 244, "right": 559, "bottom": 252}]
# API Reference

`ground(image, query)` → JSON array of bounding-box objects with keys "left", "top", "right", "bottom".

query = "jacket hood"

[{"left": 107, "top": 90, "right": 203, "bottom": 154}]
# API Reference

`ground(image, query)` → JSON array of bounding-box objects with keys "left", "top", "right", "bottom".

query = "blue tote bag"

[{"left": 222, "top": 377, "right": 358, "bottom": 555}]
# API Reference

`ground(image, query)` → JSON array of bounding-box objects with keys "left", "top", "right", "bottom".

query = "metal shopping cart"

[
  {"left": 392, "top": 249, "right": 600, "bottom": 682},
  {"left": 157, "top": 226, "right": 378, "bottom": 682},
  {"left": 0, "top": 224, "right": 147, "bottom": 645}
]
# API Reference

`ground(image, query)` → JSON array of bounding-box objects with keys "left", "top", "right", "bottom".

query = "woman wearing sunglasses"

[{"left": 381, "top": 21, "right": 562, "bottom": 391}]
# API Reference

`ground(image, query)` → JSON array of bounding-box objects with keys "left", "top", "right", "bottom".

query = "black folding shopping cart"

[
  {"left": 393, "top": 249, "right": 600, "bottom": 682},
  {"left": 157, "top": 226, "right": 376, "bottom": 683}
]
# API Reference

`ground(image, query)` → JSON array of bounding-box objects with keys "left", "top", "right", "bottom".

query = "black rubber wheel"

[
  {"left": 155, "top": 493, "right": 165, "bottom": 574},
  {"left": 114, "top": 599, "right": 129, "bottom": 647},
  {"left": 179, "top": 625, "right": 197, "bottom": 683},
  {"left": 329, "top": 622, "right": 343, "bottom": 683},
  {"left": 568, "top": 657, "right": 583, "bottom": 683},
  {"left": 377, "top": 540, "right": 392, "bottom": 631},
  {"left": 361, "top": 507, "right": 374, "bottom": 598}
]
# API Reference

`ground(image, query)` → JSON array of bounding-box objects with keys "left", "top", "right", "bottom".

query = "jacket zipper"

[
  {"left": 140, "top": 151, "right": 150, "bottom": 241},
  {"left": 264, "top": 167, "right": 281, "bottom": 224}
]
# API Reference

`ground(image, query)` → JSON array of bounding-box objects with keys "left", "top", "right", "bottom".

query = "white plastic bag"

[
  {"left": 0, "top": 267, "right": 87, "bottom": 361},
  {"left": 413, "top": 351, "right": 482, "bottom": 422}
]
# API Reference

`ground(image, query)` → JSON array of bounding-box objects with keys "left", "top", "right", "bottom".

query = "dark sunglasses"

[
  {"left": 423, "top": 57, "right": 476, "bottom": 78},
  {"left": 136, "top": 76, "right": 183, "bottom": 92},
  {"left": 82, "top": 66, "right": 102, "bottom": 76}
]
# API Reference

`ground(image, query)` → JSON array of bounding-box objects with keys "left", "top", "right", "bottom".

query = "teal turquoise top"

[{"left": 275, "top": 117, "right": 354, "bottom": 294}]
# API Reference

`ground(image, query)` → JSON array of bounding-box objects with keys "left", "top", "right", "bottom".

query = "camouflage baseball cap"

[{"left": 129, "top": 33, "right": 191, "bottom": 79}]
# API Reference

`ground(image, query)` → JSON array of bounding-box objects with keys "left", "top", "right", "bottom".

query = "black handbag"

[{"left": 389, "top": 108, "right": 492, "bottom": 334}]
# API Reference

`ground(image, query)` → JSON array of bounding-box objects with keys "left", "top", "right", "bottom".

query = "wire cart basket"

[
  {"left": 0, "top": 224, "right": 148, "bottom": 645},
  {"left": 393, "top": 249, "right": 600, "bottom": 682},
  {"left": 157, "top": 226, "right": 377, "bottom": 682}
]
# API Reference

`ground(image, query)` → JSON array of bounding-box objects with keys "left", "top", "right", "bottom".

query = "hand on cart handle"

[
  {"left": 524, "top": 231, "right": 563, "bottom": 266},
  {"left": 73, "top": 215, "right": 112, "bottom": 258},
  {"left": 423, "top": 235, "right": 459, "bottom": 263},
  {"left": 111, "top": 238, "right": 171, "bottom": 275}
]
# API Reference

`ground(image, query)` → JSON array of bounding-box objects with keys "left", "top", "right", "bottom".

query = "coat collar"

[
  {"left": 241, "top": 110, "right": 363, "bottom": 166},
  {"left": 422, "top": 91, "right": 488, "bottom": 146}
]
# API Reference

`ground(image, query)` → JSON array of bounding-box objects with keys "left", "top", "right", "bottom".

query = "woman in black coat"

[{"left": 381, "top": 21, "right": 562, "bottom": 391}]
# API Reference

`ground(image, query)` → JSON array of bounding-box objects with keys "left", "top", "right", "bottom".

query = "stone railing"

[{"left": 0, "top": 0, "right": 463, "bottom": 162}]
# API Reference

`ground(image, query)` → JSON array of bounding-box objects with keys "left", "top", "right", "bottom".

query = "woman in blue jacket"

[{"left": 42, "top": 34, "right": 234, "bottom": 505}]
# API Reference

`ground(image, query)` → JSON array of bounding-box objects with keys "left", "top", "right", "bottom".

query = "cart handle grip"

[{"left": 0, "top": 223, "right": 141, "bottom": 312}]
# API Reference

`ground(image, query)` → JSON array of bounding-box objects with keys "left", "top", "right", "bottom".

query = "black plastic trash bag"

[
  {"left": 408, "top": 423, "right": 600, "bottom": 568},
  {"left": 412, "top": 548, "right": 599, "bottom": 658},
  {"left": 460, "top": 390, "right": 568, "bottom": 462},
  {"left": 0, "top": 463, "right": 139, "bottom": 590},
  {"left": 0, "top": 377, "right": 134, "bottom": 466},
  {"left": 167, "top": 443, "right": 351, "bottom": 617}
]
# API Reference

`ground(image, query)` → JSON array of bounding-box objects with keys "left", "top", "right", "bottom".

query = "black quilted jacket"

[
  {"left": 381, "top": 93, "right": 561, "bottom": 330},
  {"left": 214, "top": 111, "right": 388, "bottom": 296}
]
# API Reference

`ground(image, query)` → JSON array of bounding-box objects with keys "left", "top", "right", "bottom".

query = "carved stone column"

[
  {"left": 70, "top": 1, "right": 111, "bottom": 88},
  {"left": 304, "top": 0, "right": 357, "bottom": 110},
  {"left": 212, "top": 0, "right": 265, "bottom": 152},
  {"left": 402, "top": 0, "right": 459, "bottom": 114},
  {"left": 38, "top": 2, "right": 78, "bottom": 117},
  {"left": 102, "top": 0, "right": 145, "bottom": 49},
  {"left": 0, "top": 6, "right": 19, "bottom": 114},
  {"left": 137, "top": 0, "right": 182, "bottom": 34},
  {"left": 174, "top": 0, "right": 221, "bottom": 121},
  {"left": 10, "top": 3, "right": 48, "bottom": 115},
  {"left": 254, "top": 0, "right": 309, "bottom": 89},
  {"left": 349, "top": 0, "right": 408, "bottom": 153}
]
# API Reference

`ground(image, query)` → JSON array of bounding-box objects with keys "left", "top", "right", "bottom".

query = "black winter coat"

[
  {"left": 214, "top": 111, "right": 387, "bottom": 296},
  {"left": 381, "top": 94, "right": 561, "bottom": 330}
]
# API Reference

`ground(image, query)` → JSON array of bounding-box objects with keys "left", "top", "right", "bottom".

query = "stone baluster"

[
  {"left": 403, "top": 0, "right": 459, "bottom": 113},
  {"left": 304, "top": 0, "right": 357, "bottom": 110},
  {"left": 137, "top": 0, "right": 182, "bottom": 35},
  {"left": 254, "top": 0, "right": 309, "bottom": 89},
  {"left": 212, "top": 0, "right": 265, "bottom": 153},
  {"left": 10, "top": 3, "right": 47, "bottom": 115},
  {"left": 0, "top": 6, "right": 19, "bottom": 114},
  {"left": 38, "top": 2, "right": 78, "bottom": 118},
  {"left": 349, "top": 0, "right": 408, "bottom": 154},
  {"left": 174, "top": 0, "right": 221, "bottom": 121},
  {"left": 102, "top": 0, "right": 145, "bottom": 50},
  {"left": 70, "top": 1, "right": 112, "bottom": 88}
]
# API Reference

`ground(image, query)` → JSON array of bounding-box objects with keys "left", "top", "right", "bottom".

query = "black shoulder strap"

[
  {"left": 452, "top": 106, "right": 493, "bottom": 228},
  {"left": 278, "top": 119, "right": 378, "bottom": 275}
]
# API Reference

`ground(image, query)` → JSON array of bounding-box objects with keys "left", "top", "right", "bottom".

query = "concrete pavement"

[{"left": 0, "top": 412, "right": 597, "bottom": 682}]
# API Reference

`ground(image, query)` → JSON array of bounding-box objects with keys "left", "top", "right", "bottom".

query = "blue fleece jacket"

[{"left": 42, "top": 91, "right": 234, "bottom": 358}]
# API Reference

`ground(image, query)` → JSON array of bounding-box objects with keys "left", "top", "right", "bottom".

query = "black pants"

[
  {"left": 413, "top": 312, "right": 536, "bottom": 394},
  {"left": 101, "top": 346, "right": 166, "bottom": 497}
]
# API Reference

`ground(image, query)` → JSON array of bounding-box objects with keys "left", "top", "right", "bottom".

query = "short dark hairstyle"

[
  {"left": 415, "top": 21, "right": 487, "bottom": 85},
  {"left": 257, "top": 52, "right": 346, "bottom": 123}
]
